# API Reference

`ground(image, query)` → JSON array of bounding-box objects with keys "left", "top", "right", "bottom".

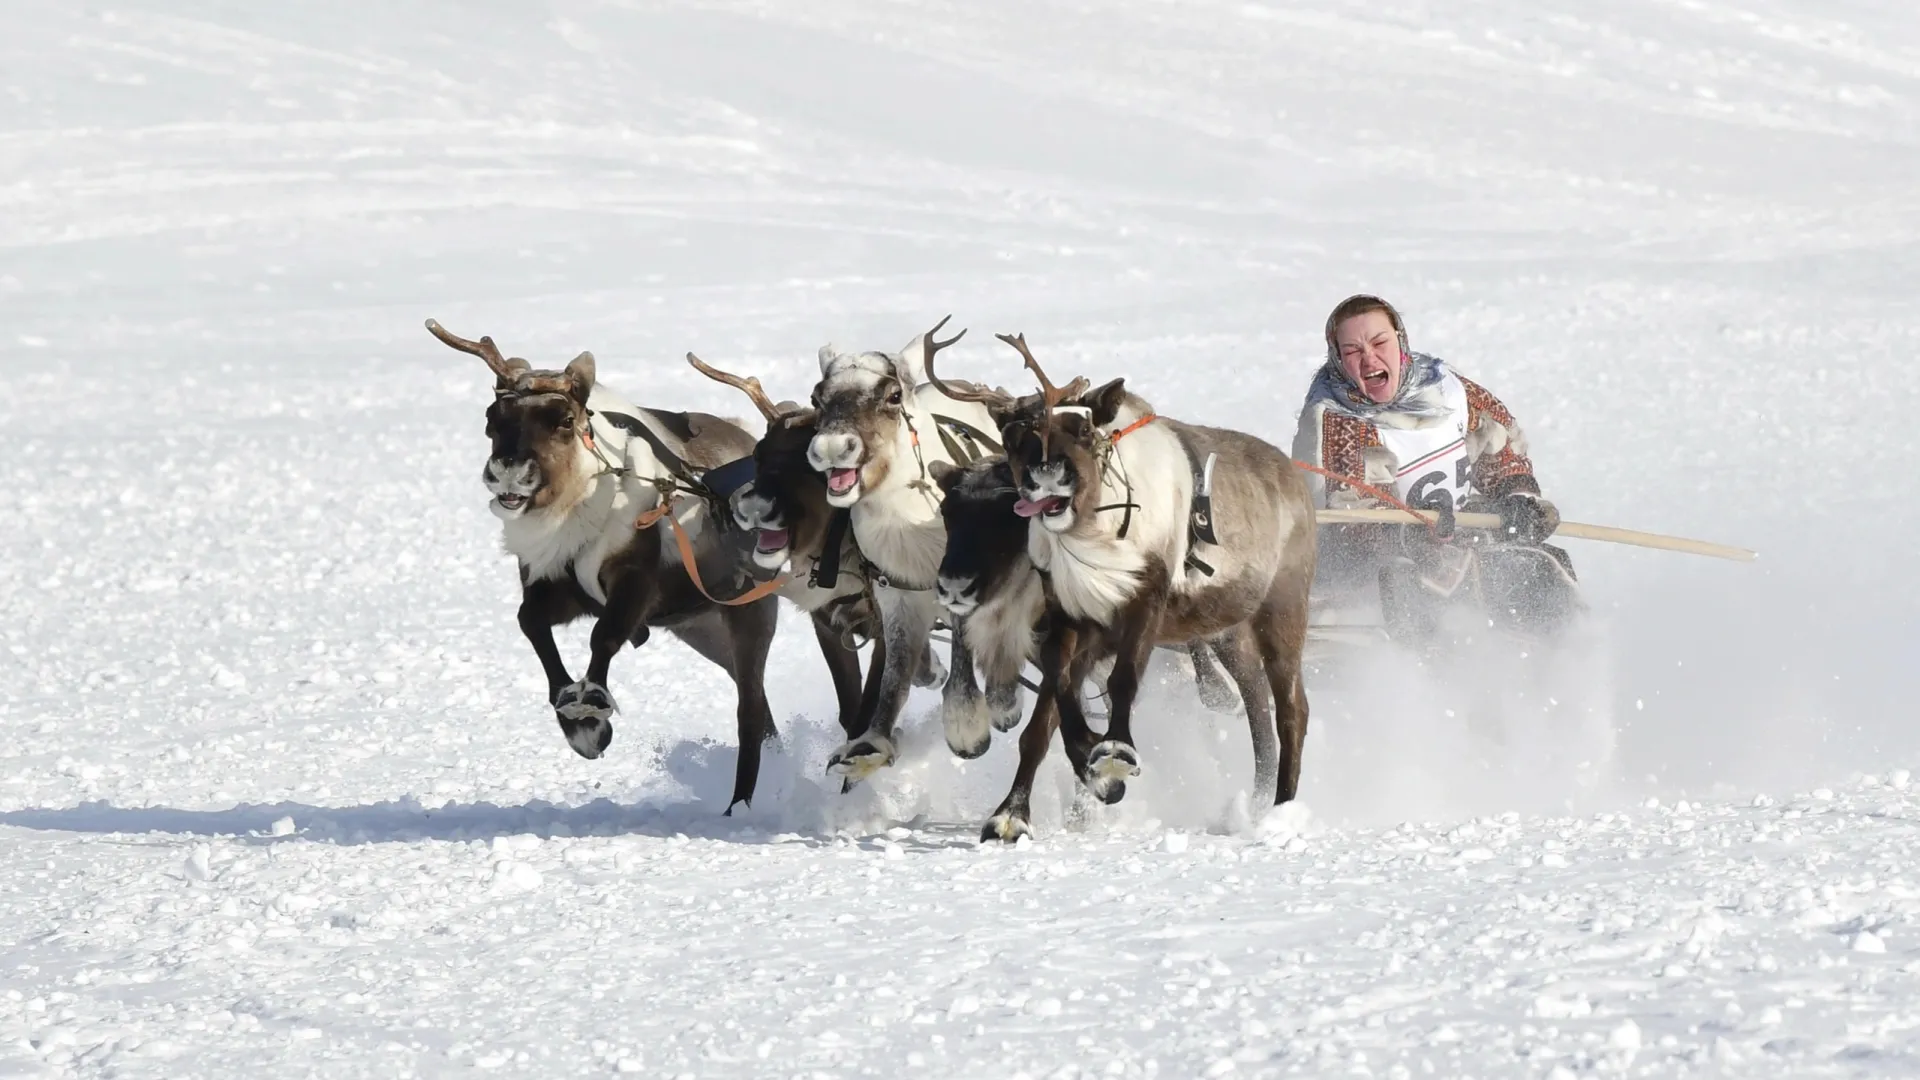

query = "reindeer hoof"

[
  {"left": 942, "top": 695, "right": 993, "bottom": 760},
  {"left": 946, "top": 728, "right": 990, "bottom": 760},
  {"left": 826, "top": 735, "right": 896, "bottom": 784},
  {"left": 1086, "top": 741, "right": 1141, "bottom": 805},
  {"left": 981, "top": 810, "right": 1032, "bottom": 844},
  {"left": 555, "top": 680, "right": 617, "bottom": 760},
  {"left": 1195, "top": 675, "right": 1242, "bottom": 715},
  {"left": 988, "top": 687, "right": 1023, "bottom": 732},
  {"left": 914, "top": 647, "right": 949, "bottom": 691}
]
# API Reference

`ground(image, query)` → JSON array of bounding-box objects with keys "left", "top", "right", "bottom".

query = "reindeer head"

[
  {"left": 427, "top": 319, "right": 599, "bottom": 521},
  {"left": 994, "top": 334, "right": 1124, "bottom": 536},
  {"left": 931, "top": 456, "right": 1027, "bottom": 616},
  {"left": 686, "top": 353, "right": 829, "bottom": 572},
  {"left": 805, "top": 316, "right": 966, "bottom": 507}
]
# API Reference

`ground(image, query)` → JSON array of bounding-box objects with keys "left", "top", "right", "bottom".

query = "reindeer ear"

[
  {"left": 564, "top": 351, "right": 596, "bottom": 406},
  {"left": 999, "top": 419, "right": 1031, "bottom": 462},
  {"left": 817, "top": 344, "right": 841, "bottom": 376},
  {"left": 1086, "top": 378, "right": 1128, "bottom": 428},
  {"left": 928, "top": 459, "right": 961, "bottom": 492},
  {"left": 895, "top": 333, "right": 930, "bottom": 388}
]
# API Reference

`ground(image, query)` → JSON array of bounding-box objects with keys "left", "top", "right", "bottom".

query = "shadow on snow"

[{"left": 0, "top": 736, "right": 984, "bottom": 853}]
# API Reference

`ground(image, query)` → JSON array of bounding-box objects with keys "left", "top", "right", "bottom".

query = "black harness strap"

[
  {"left": 595, "top": 409, "right": 762, "bottom": 530},
  {"left": 700, "top": 454, "right": 758, "bottom": 504},
  {"left": 1170, "top": 424, "right": 1219, "bottom": 577},
  {"left": 810, "top": 508, "right": 853, "bottom": 589},
  {"left": 930, "top": 413, "right": 1003, "bottom": 466}
]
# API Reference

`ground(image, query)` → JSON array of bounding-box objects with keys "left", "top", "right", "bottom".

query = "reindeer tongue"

[
  {"left": 755, "top": 528, "right": 790, "bottom": 553},
  {"left": 827, "top": 468, "right": 859, "bottom": 496},
  {"left": 1014, "top": 497, "right": 1053, "bottom": 518}
]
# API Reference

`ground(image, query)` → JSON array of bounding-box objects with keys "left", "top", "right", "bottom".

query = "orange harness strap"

[
  {"left": 636, "top": 498, "right": 792, "bottom": 607},
  {"left": 1109, "top": 412, "right": 1158, "bottom": 443},
  {"left": 1290, "top": 459, "right": 1443, "bottom": 537}
]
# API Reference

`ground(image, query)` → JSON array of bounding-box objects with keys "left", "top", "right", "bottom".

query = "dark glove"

[{"left": 1494, "top": 491, "right": 1559, "bottom": 545}]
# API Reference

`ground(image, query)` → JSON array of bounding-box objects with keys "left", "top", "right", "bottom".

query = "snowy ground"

[{"left": 3, "top": 1, "right": 1919, "bottom": 1076}]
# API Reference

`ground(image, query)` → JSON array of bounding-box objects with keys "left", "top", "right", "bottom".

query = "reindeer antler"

[
  {"left": 425, "top": 318, "right": 528, "bottom": 383},
  {"left": 923, "top": 314, "right": 967, "bottom": 358},
  {"left": 918, "top": 317, "right": 1021, "bottom": 409},
  {"left": 997, "top": 333, "right": 1078, "bottom": 410},
  {"left": 686, "top": 352, "right": 784, "bottom": 424},
  {"left": 998, "top": 333, "right": 1091, "bottom": 410},
  {"left": 997, "top": 333, "right": 1095, "bottom": 457}
]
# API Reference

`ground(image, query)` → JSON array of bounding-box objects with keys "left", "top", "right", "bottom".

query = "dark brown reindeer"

[
  {"left": 427, "top": 318, "right": 791, "bottom": 813},
  {"left": 971, "top": 333, "right": 1318, "bottom": 835},
  {"left": 684, "top": 353, "right": 949, "bottom": 749}
]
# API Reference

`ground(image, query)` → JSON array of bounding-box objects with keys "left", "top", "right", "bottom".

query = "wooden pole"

[{"left": 1313, "top": 507, "right": 1758, "bottom": 562}]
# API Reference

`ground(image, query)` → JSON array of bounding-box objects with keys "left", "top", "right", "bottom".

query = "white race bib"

[{"left": 1376, "top": 373, "right": 1472, "bottom": 510}]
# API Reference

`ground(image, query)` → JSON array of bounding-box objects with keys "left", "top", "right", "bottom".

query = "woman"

[{"left": 1291, "top": 294, "right": 1579, "bottom": 646}]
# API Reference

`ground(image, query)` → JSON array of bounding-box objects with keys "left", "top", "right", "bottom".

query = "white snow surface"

[{"left": 4, "top": 1, "right": 1920, "bottom": 1076}]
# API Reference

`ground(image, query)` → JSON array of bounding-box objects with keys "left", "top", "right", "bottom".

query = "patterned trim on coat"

[
  {"left": 1318, "top": 411, "right": 1381, "bottom": 499},
  {"left": 1459, "top": 376, "right": 1540, "bottom": 498}
]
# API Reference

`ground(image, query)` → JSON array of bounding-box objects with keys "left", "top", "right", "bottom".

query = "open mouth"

[
  {"left": 1013, "top": 495, "right": 1069, "bottom": 519},
  {"left": 1361, "top": 367, "right": 1391, "bottom": 395},
  {"left": 755, "top": 527, "right": 790, "bottom": 554},
  {"left": 497, "top": 493, "right": 530, "bottom": 512},
  {"left": 826, "top": 468, "right": 860, "bottom": 497}
]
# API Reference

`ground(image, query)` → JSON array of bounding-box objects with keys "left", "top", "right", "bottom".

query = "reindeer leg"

[
  {"left": 940, "top": 618, "right": 992, "bottom": 760},
  {"left": 518, "top": 578, "right": 585, "bottom": 708},
  {"left": 986, "top": 676, "right": 1024, "bottom": 733},
  {"left": 719, "top": 598, "right": 780, "bottom": 814},
  {"left": 1212, "top": 625, "right": 1280, "bottom": 807},
  {"left": 839, "top": 632, "right": 889, "bottom": 794},
  {"left": 1085, "top": 600, "right": 1161, "bottom": 805},
  {"left": 556, "top": 534, "right": 663, "bottom": 761},
  {"left": 810, "top": 613, "right": 866, "bottom": 741},
  {"left": 1040, "top": 624, "right": 1102, "bottom": 787},
  {"left": 915, "top": 637, "right": 949, "bottom": 690},
  {"left": 827, "top": 587, "right": 933, "bottom": 785},
  {"left": 1189, "top": 641, "right": 1242, "bottom": 714},
  {"left": 982, "top": 690, "right": 1058, "bottom": 843},
  {"left": 1256, "top": 577, "right": 1313, "bottom": 804}
]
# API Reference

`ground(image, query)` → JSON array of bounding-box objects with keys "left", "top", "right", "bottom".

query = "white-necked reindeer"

[
  {"left": 427, "top": 319, "right": 792, "bottom": 813},
  {"left": 803, "top": 317, "right": 1008, "bottom": 781},
  {"left": 979, "top": 333, "right": 1318, "bottom": 829}
]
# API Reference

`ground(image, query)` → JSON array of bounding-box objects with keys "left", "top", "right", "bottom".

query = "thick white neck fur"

[
  {"left": 963, "top": 566, "right": 1046, "bottom": 683},
  {"left": 1027, "top": 398, "right": 1192, "bottom": 623},
  {"left": 846, "top": 386, "right": 999, "bottom": 589},
  {"left": 496, "top": 386, "right": 681, "bottom": 604}
]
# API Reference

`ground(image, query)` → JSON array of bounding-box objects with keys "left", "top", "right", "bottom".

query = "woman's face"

[{"left": 1334, "top": 309, "right": 1404, "bottom": 404}]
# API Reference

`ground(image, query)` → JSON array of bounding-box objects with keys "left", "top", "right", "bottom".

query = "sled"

[{"left": 1303, "top": 505, "right": 1754, "bottom": 658}]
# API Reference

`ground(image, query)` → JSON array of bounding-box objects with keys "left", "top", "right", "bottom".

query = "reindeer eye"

[{"left": 886, "top": 387, "right": 903, "bottom": 406}]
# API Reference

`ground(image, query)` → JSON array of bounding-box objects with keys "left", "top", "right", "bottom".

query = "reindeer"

[
  {"left": 426, "top": 318, "right": 793, "bottom": 813},
  {"left": 803, "top": 317, "right": 1011, "bottom": 781},
  {"left": 683, "top": 352, "right": 950, "bottom": 748},
  {"left": 960, "top": 333, "right": 1318, "bottom": 834}
]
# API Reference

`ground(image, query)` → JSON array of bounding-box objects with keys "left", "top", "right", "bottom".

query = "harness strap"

[
  {"left": 1291, "top": 459, "right": 1444, "bottom": 538},
  {"left": 700, "top": 454, "right": 758, "bottom": 505},
  {"left": 635, "top": 498, "right": 790, "bottom": 607},
  {"left": 930, "top": 413, "right": 1003, "bottom": 466},
  {"left": 1166, "top": 423, "right": 1220, "bottom": 577},
  {"left": 810, "top": 508, "right": 853, "bottom": 589},
  {"left": 1110, "top": 412, "right": 1158, "bottom": 443},
  {"left": 595, "top": 409, "right": 711, "bottom": 499}
]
